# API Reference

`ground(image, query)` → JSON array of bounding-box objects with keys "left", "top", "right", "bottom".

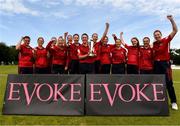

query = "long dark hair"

[{"left": 131, "top": 37, "right": 139, "bottom": 47}]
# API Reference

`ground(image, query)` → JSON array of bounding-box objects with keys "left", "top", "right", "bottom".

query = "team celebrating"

[{"left": 16, "top": 15, "right": 178, "bottom": 110}]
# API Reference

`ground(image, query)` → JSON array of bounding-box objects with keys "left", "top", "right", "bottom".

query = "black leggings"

[{"left": 154, "top": 61, "right": 177, "bottom": 103}]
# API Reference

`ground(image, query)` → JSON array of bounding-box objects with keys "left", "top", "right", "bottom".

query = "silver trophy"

[{"left": 88, "top": 39, "right": 95, "bottom": 57}]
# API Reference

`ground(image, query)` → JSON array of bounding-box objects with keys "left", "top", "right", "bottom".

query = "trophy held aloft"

[{"left": 88, "top": 40, "right": 96, "bottom": 57}]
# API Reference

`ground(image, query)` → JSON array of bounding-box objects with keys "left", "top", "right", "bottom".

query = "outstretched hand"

[
  {"left": 64, "top": 32, "right": 68, "bottom": 37},
  {"left": 120, "top": 32, "right": 123, "bottom": 36},
  {"left": 167, "top": 15, "right": 173, "bottom": 20},
  {"left": 112, "top": 34, "right": 116, "bottom": 37},
  {"left": 106, "top": 22, "right": 109, "bottom": 27}
]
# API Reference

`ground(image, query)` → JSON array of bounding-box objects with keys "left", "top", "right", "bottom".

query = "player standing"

[
  {"left": 34, "top": 37, "right": 49, "bottom": 74},
  {"left": 153, "top": 15, "right": 178, "bottom": 110},
  {"left": 16, "top": 36, "right": 34, "bottom": 74},
  {"left": 139, "top": 37, "right": 153, "bottom": 74},
  {"left": 120, "top": 32, "right": 140, "bottom": 74}
]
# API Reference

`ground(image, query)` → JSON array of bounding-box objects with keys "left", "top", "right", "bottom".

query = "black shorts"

[
  {"left": 101, "top": 64, "right": 111, "bottom": 74},
  {"left": 79, "top": 63, "right": 94, "bottom": 74},
  {"left": 140, "top": 69, "right": 153, "bottom": 74},
  {"left": 19, "top": 67, "right": 33, "bottom": 74},
  {"left": 112, "top": 63, "right": 125, "bottom": 74},
  {"left": 69, "top": 60, "right": 79, "bottom": 74},
  {"left": 52, "top": 64, "right": 65, "bottom": 74},
  {"left": 35, "top": 67, "right": 48, "bottom": 74},
  {"left": 94, "top": 60, "right": 101, "bottom": 74},
  {"left": 127, "top": 64, "right": 139, "bottom": 74}
]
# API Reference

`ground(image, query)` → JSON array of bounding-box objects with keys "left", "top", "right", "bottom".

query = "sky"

[{"left": 0, "top": 0, "right": 180, "bottom": 48}]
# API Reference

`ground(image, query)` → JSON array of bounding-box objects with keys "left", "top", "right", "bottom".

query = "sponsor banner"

[
  {"left": 86, "top": 74, "right": 169, "bottom": 115},
  {"left": 3, "top": 74, "right": 169, "bottom": 115},
  {"left": 2, "top": 74, "right": 85, "bottom": 115}
]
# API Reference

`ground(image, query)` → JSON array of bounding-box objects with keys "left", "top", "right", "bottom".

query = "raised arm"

[
  {"left": 167, "top": 15, "right": 178, "bottom": 39},
  {"left": 120, "top": 32, "right": 126, "bottom": 46},
  {"left": 46, "top": 40, "right": 54, "bottom": 51},
  {"left": 100, "top": 22, "right": 109, "bottom": 42},
  {"left": 64, "top": 32, "right": 68, "bottom": 46},
  {"left": 112, "top": 34, "right": 118, "bottom": 42},
  {"left": 16, "top": 37, "right": 23, "bottom": 50}
]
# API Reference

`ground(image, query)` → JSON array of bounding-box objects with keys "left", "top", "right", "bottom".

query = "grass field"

[{"left": 0, "top": 65, "right": 180, "bottom": 125}]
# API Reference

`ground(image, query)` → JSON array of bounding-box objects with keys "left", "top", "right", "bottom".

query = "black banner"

[
  {"left": 2, "top": 74, "right": 85, "bottom": 115},
  {"left": 2, "top": 74, "right": 169, "bottom": 115},
  {"left": 86, "top": 74, "right": 169, "bottom": 115}
]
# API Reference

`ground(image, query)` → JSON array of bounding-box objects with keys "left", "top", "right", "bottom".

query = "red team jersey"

[
  {"left": 19, "top": 44, "right": 34, "bottom": 67},
  {"left": 34, "top": 47, "right": 48, "bottom": 68},
  {"left": 93, "top": 41, "right": 101, "bottom": 61},
  {"left": 125, "top": 44, "right": 139, "bottom": 66},
  {"left": 139, "top": 47, "right": 153, "bottom": 70},
  {"left": 100, "top": 44, "right": 114, "bottom": 64},
  {"left": 69, "top": 43, "right": 80, "bottom": 60},
  {"left": 46, "top": 41, "right": 57, "bottom": 67},
  {"left": 153, "top": 35, "right": 172, "bottom": 61},
  {"left": 78, "top": 44, "right": 95, "bottom": 64},
  {"left": 50, "top": 46, "right": 68, "bottom": 66},
  {"left": 111, "top": 47, "right": 126, "bottom": 64}
]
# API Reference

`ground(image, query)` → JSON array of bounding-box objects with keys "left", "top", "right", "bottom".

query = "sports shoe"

[{"left": 172, "top": 103, "right": 178, "bottom": 110}]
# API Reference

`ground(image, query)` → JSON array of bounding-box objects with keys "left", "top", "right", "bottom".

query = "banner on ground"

[
  {"left": 2, "top": 74, "right": 85, "bottom": 115},
  {"left": 2, "top": 74, "right": 169, "bottom": 115},
  {"left": 86, "top": 74, "right": 169, "bottom": 115}
]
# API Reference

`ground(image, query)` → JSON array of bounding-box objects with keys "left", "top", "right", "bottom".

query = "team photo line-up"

[{"left": 16, "top": 15, "right": 178, "bottom": 110}]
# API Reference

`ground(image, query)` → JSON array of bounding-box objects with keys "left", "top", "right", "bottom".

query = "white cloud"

[
  {"left": 0, "top": 0, "right": 78, "bottom": 19},
  {"left": 1, "top": 0, "right": 180, "bottom": 18},
  {"left": 61, "top": 0, "right": 180, "bottom": 17},
  {"left": 44, "top": 11, "right": 79, "bottom": 19},
  {"left": 0, "top": 0, "right": 38, "bottom": 16}
]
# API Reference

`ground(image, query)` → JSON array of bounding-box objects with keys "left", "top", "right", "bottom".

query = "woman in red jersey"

[
  {"left": 78, "top": 33, "right": 96, "bottom": 74},
  {"left": 100, "top": 35, "right": 114, "bottom": 74},
  {"left": 120, "top": 32, "right": 140, "bottom": 74},
  {"left": 34, "top": 37, "right": 49, "bottom": 74},
  {"left": 16, "top": 36, "right": 34, "bottom": 74},
  {"left": 153, "top": 15, "right": 178, "bottom": 110},
  {"left": 69, "top": 34, "right": 81, "bottom": 74},
  {"left": 91, "top": 23, "right": 109, "bottom": 74},
  {"left": 47, "top": 35, "right": 68, "bottom": 74},
  {"left": 111, "top": 38, "right": 126, "bottom": 74},
  {"left": 46, "top": 37, "right": 57, "bottom": 73},
  {"left": 139, "top": 37, "right": 153, "bottom": 74}
]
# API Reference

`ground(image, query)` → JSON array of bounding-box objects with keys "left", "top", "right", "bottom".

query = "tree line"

[{"left": 0, "top": 42, "right": 18, "bottom": 65}]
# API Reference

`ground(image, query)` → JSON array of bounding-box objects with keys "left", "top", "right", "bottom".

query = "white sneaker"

[{"left": 172, "top": 103, "right": 178, "bottom": 110}]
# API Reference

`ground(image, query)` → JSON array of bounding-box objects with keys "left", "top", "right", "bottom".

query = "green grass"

[{"left": 0, "top": 65, "right": 180, "bottom": 125}]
